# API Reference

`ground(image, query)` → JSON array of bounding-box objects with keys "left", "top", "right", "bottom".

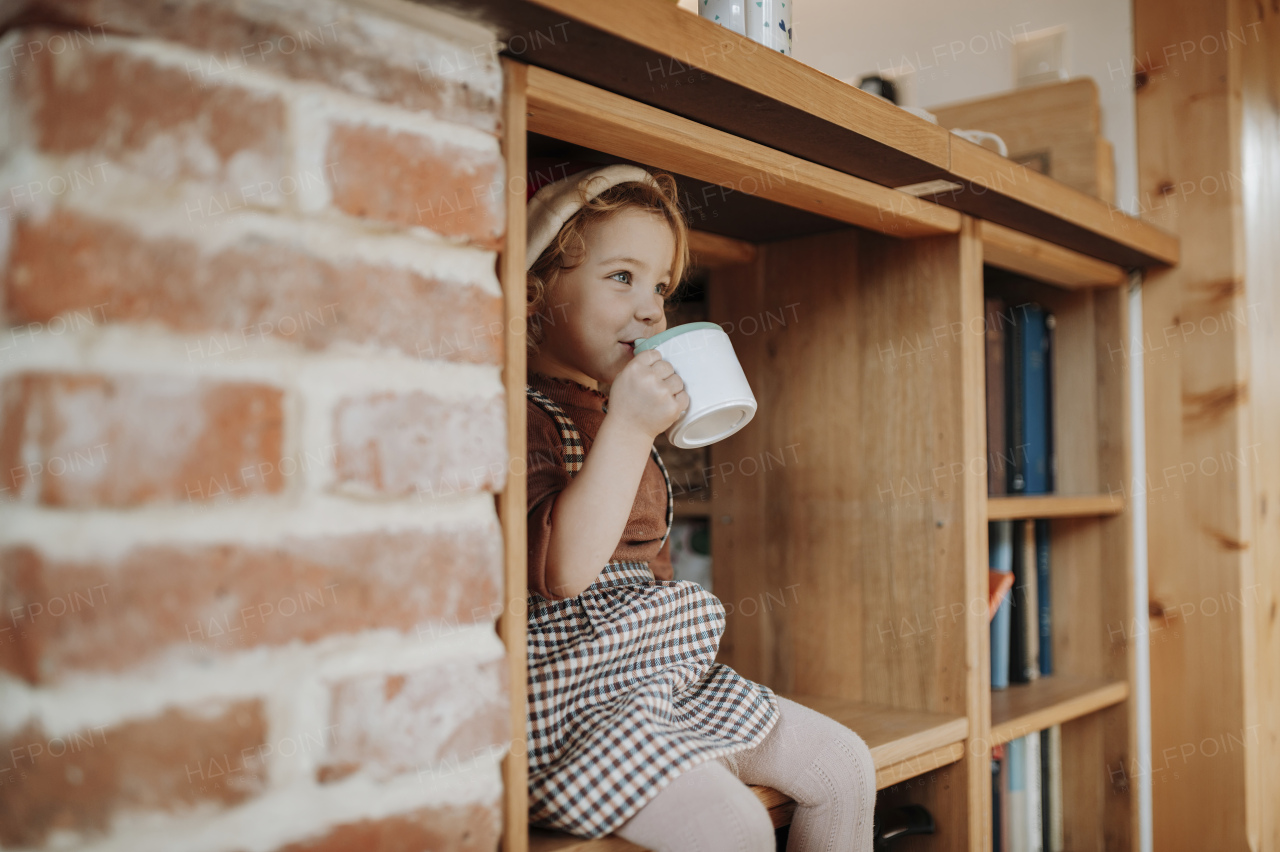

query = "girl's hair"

[{"left": 526, "top": 168, "right": 689, "bottom": 358}]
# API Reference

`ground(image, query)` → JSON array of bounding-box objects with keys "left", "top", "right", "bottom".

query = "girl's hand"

[{"left": 606, "top": 349, "right": 689, "bottom": 440}]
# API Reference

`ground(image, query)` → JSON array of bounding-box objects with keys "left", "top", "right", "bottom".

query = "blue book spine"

[
  {"left": 1036, "top": 519, "right": 1053, "bottom": 676},
  {"left": 1020, "top": 305, "right": 1050, "bottom": 494},
  {"left": 990, "top": 520, "right": 1014, "bottom": 690}
]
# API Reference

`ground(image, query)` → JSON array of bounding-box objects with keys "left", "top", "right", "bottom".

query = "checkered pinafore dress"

[{"left": 525, "top": 385, "right": 781, "bottom": 838}]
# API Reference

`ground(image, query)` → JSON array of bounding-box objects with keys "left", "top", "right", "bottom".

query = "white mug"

[
  {"left": 634, "top": 322, "right": 757, "bottom": 449},
  {"left": 951, "top": 129, "right": 1009, "bottom": 157},
  {"left": 697, "top": 0, "right": 745, "bottom": 35},
  {"left": 745, "top": 0, "right": 791, "bottom": 55}
]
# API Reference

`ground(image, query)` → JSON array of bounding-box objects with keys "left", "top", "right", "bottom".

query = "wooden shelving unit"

[{"left": 493, "top": 4, "right": 1174, "bottom": 849}]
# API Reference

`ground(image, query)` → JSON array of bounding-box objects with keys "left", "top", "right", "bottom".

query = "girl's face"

[{"left": 531, "top": 207, "right": 674, "bottom": 390}]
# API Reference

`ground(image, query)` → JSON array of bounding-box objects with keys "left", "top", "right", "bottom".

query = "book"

[
  {"left": 989, "top": 520, "right": 1014, "bottom": 690},
  {"left": 1024, "top": 518, "right": 1039, "bottom": 681},
  {"left": 1007, "top": 736, "right": 1027, "bottom": 852},
  {"left": 1007, "top": 302, "right": 1052, "bottom": 494},
  {"left": 1045, "top": 725, "right": 1064, "bottom": 852},
  {"left": 1026, "top": 732, "right": 1044, "bottom": 852},
  {"left": 1035, "top": 518, "right": 1053, "bottom": 676},
  {"left": 1009, "top": 520, "right": 1032, "bottom": 684},
  {"left": 985, "top": 296, "right": 1008, "bottom": 495},
  {"left": 1044, "top": 311, "right": 1056, "bottom": 491},
  {"left": 992, "top": 742, "right": 1006, "bottom": 852}
]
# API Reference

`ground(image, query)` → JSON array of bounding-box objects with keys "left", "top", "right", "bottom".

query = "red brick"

[
  {"left": 326, "top": 122, "right": 505, "bottom": 247},
  {"left": 0, "top": 699, "right": 266, "bottom": 848},
  {"left": 0, "top": 372, "right": 284, "bottom": 508},
  {"left": 269, "top": 802, "right": 502, "bottom": 852},
  {"left": 0, "top": 523, "right": 503, "bottom": 683},
  {"left": 333, "top": 390, "right": 507, "bottom": 498},
  {"left": 14, "top": 5, "right": 501, "bottom": 135},
  {"left": 14, "top": 27, "right": 288, "bottom": 195},
  {"left": 3, "top": 207, "right": 504, "bottom": 365},
  {"left": 317, "top": 657, "right": 509, "bottom": 783}
]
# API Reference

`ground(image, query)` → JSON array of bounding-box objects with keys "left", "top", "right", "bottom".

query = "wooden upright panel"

[
  {"left": 711, "top": 223, "right": 987, "bottom": 850},
  {"left": 1134, "top": 0, "right": 1263, "bottom": 849},
  {"left": 1241, "top": 2, "right": 1280, "bottom": 846},
  {"left": 498, "top": 56, "right": 530, "bottom": 852}
]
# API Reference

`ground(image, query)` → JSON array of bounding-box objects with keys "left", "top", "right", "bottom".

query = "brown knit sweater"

[{"left": 526, "top": 373, "right": 674, "bottom": 601}]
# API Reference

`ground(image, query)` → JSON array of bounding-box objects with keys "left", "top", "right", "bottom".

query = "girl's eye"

[{"left": 610, "top": 271, "right": 631, "bottom": 285}]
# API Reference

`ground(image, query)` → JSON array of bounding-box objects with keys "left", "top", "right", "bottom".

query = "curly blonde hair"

[{"left": 526, "top": 169, "right": 689, "bottom": 359}]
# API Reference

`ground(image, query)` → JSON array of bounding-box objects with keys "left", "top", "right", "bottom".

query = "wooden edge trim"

[
  {"left": 498, "top": 55, "right": 530, "bottom": 852},
  {"left": 980, "top": 220, "right": 1129, "bottom": 289},
  {"left": 986, "top": 493, "right": 1126, "bottom": 520},
  {"left": 525, "top": 64, "right": 962, "bottom": 240},
  {"left": 876, "top": 742, "right": 969, "bottom": 790}
]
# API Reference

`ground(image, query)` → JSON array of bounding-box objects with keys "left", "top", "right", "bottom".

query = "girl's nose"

[{"left": 636, "top": 288, "right": 665, "bottom": 324}]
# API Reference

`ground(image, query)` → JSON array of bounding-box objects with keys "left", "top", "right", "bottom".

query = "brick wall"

[{"left": 0, "top": 1, "right": 513, "bottom": 848}]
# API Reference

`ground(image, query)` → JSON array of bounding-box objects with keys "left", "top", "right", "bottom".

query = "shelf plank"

[
  {"left": 980, "top": 221, "right": 1128, "bottom": 289},
  {"left": 780, "top": 695, "right": 969, "bottom": 771},
  {"left": 942, "top": 138, "right": 1179, "bottom": 267},
  {"left": 875, "top": 742, "right": 969, "bottom": 790},
  {"left": 447, "top": 0, "right": 1178, "bottom": 267},
  {"left": 989, "top": 676, "right": 1129, "bottom": 746},
  {"left": 688, "top": 229, "right": 757, "bottom": 268},
  {"left": 987, "top": 493, "right": 1125, "bottom": 520},
  {"left": 525, "top": 64, "right": 962, "bottom": 240},
  {"left": 445, "top": 0, "right": 951, "bottom": 187}
]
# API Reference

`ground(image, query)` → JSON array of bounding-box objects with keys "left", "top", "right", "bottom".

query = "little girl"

[{"left": 524, "top": 159, "right": 876, "bottom": 851}]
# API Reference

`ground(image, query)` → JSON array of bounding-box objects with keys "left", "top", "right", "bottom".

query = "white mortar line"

[
  {"left": 0, "top": 323, "right": 505, "bottom": 393},
  {"left": 0, "top": 490, "right": 500, "bottom": 557},
  {"left": 0, "top": 623, "right": 505, "bottom": 739}
]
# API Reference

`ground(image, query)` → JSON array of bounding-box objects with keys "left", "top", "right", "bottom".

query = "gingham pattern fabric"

[{"left": 524, "top": 385, "right": 781, "bottom": 838}]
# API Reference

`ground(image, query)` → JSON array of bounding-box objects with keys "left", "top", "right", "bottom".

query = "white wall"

[{"left": 678, "top": 0, "right": 1140, "bottom": 214}]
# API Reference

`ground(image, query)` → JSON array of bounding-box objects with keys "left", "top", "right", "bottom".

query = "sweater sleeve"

[{"left": 526, "top": 401, "right": 573, "bottom": 602}]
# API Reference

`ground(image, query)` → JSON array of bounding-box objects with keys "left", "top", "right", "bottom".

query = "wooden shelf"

[
  {"left": 456, "top": 0, "right": 1177, "bottom": 266},
  {"left": 529, "top": 698, "right": 968, "bottom": 849},
  {"left": 989, "top": 676, "right": 1129, "bottom": 746},
  {"left": 525, "top": 65, "right": 961, "bottom": 241},
  {"left": 987, "top": 493, "right": 1125, "bottom": 520},
  {"left": 980, "top": 221, "right": 1128, "bottom": 290}
]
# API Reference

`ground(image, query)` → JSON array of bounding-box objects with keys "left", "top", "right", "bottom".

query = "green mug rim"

[{"left": 633, "top": 321, "right": 723, "bottom": 352}]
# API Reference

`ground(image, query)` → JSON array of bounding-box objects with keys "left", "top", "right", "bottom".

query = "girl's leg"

[
  {"left": 614, "top": 757, "right": 776, "bottom": 852},
  {"left": 722, "top": 695, "right": 876, "bottom": 852}
]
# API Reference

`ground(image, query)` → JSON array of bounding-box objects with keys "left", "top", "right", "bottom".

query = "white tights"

[{"left": 614, "top": 696, "right": 876, "bottom": 851}]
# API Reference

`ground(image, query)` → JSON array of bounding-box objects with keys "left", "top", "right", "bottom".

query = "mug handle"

[{"left": 951, "top": 129, "right": 1009, "bottom": 157}]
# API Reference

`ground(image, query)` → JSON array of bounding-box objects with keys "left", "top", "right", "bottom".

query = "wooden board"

[
  {"left": 980, "top": 221, "right": 1127, "bottom": 290},
  {"left": 990, "top": 676, "right": 1129, "bottom": 745},
  {"left": 930, "top": 79, "right": 1116, "bottom": 204},
  {"left": 525, "top": 65, "right": 962, "bottom": 240},
  {"left": 987, "top": 494, "right": 1124, "bottom": 520},
  {"left": 441, "top": 0, "right": 1177, "bottom": 268},
  {"left": 1134, "top": 0, "right": 1278, "bottom": 849},
  {"left": 435, "top": 0, "right": 951, "bottom": 186},
  {"left": 498, "top": 56, "right": 531, "bottom": 852}
]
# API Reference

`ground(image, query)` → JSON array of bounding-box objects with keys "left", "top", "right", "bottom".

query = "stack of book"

[
  {"left": 991, "top": 728, "right": 1065, "bottom": 852},
  {"left": 985, "top": 297, "right": 1055, "bottom": 497},
  {"left": 989, "top": 519, "right": 1052, "bottom": 688}
]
